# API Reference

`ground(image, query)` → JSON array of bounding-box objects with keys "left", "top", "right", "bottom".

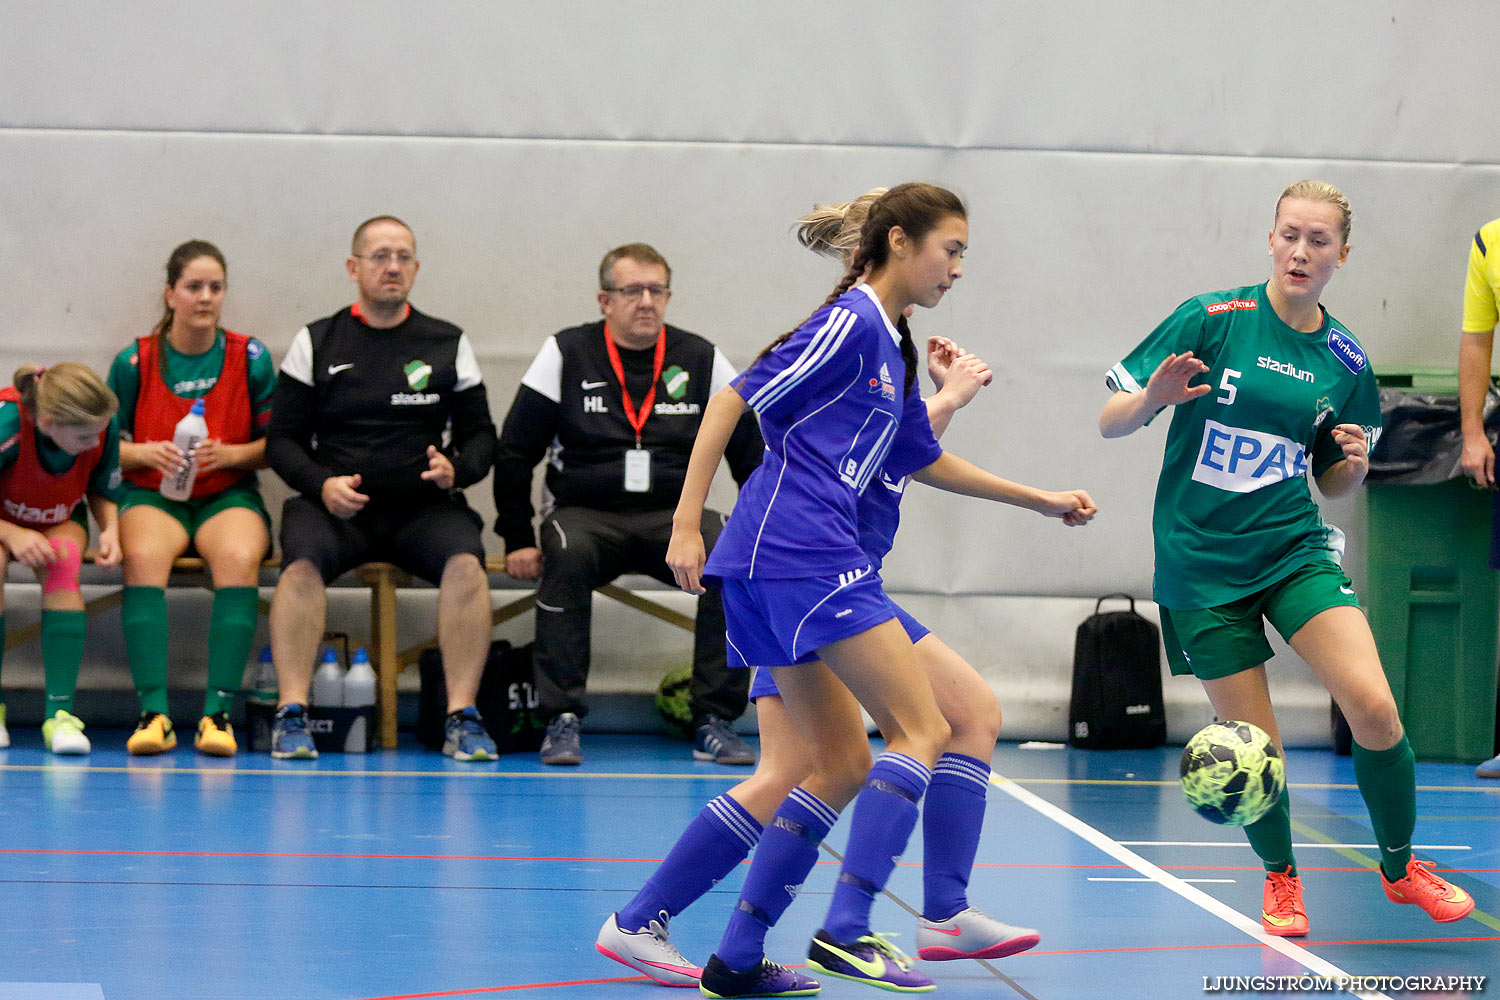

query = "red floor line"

[
  {"left": 347, "top": 974, "right": 650, "bottom": 998},
  {"left": 349, "top": 965, "right": 817, "bottom": 999}
]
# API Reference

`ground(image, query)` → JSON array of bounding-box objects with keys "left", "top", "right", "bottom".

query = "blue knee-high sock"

[
  {"left": 823, "top": 752, "right": 932, "bottom": 944},
  {"left": 922, "top": 752, "right": 990, "bottom": 921},
  {"left": 619, "top": 794, "right": 762, "bottom": 931},
  {"left": 716, "top": 787, "right": 838, "bottom": 972}
]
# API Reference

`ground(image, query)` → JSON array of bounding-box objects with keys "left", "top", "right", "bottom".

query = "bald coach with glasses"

[
  {"left": 493, "top": 243, "right": 763, "bottom": 766},
  {"left": 265, "top": 215, "right": 498, "bottom": 762}
]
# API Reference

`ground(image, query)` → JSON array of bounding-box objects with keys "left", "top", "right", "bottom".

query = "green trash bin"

[{"left": 1364, "top": 368, "right": 1499, "bottom": 763}]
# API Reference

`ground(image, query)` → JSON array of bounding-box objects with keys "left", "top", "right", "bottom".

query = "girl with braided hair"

[{"left": 660, "top": 183, "right": 1094, "bottom": 997}]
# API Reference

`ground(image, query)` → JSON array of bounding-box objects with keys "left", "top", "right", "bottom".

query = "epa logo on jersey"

[
  {"left": 1192, "top": 419, "right": 1308, "bottom": 494},
  {"left": 1326, "top": 328, "right": 1367, "bottom": 374},
  {"left": 868, "top": 362, "right": 896, "bottom": 402}
]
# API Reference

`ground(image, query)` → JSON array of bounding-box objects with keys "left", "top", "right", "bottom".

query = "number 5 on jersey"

[{"left": 1216, "top": 369, "right": 1242, "bottom": 406}]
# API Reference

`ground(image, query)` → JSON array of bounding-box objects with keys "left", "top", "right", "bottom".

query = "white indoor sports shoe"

[
  {"left": 916, "top": 907, "right": 1040, "bottom": 961},
  {"left": 595, "top": 910, "right": 701, "bottom": 987},
  {"left": 0, "top": 703, "right": 10, "bottom": 748},
  {"left": 42, "top": 710, "right": 91, "bottom": 755}
]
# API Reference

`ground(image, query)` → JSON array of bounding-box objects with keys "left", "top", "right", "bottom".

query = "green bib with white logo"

[{"left": 1106, "top": 283, "right": 1381, "bottom": 609}]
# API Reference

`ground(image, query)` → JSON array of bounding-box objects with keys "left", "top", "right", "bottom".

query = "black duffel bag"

[{"left": 417, "top": 640, "right": 545, "bottom": 753}]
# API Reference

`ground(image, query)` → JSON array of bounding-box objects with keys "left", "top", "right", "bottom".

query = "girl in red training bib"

[{"left": 0, "top": 362, "right": 121, "bottom": 755}]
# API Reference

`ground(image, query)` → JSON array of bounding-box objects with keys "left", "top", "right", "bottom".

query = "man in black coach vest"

[{"left": 493, "top": 243, "right": 762, "bottom": 766}]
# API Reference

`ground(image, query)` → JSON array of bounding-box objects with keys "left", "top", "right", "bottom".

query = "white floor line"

[
  {"left": 1088, "top": 877, "right": 1237, "bottom": 883},
  {"left": 1119, "top": 841, "right": 1469, "bottom": 850},
  {"left": 992, "top": 775, "right": 1393, "bottom": 1000}
]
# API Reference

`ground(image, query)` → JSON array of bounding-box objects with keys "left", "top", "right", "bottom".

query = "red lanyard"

[{"left": 603, "top": 325, "right": 666, "bottom": 446}]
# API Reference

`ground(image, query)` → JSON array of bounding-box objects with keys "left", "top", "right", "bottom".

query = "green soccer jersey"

[
  {"left": 1106, "top": 282, "right": 1382, "bottom": 610},
  {"left": 107, "top": 329, "right": 276, "bottom": 439}
]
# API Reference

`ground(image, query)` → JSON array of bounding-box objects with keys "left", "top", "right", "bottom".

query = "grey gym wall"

[{"left": 2, "top": 2, "right": 1494, "bottom": 739}]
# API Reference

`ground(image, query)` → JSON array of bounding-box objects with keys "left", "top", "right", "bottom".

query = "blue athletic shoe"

[
  {"left": 807, "top": 930, "right": 932, "bottom": 993},
  {"left": 443, "top": 706, "right": 497, "bottom": 761},
  {"left": 271, "top": 704, "right": 318, "bottom": 760},
  {"left": 699, "top": 954, "right": 820, "bottom": 998}
]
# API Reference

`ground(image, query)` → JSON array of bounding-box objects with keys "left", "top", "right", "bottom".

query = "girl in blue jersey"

[
  {"left": 663, "top": 184, "right": 1095, "bottom": 998},
  {"left": 598, "top": 192, "right": 1094, "bottom": 992},
  {"left": 1100, "top": 180, "right": 1474, "bottom": 937}
]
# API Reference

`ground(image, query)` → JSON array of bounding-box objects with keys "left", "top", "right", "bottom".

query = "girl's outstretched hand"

[{"left": 1143, "top": 351, "right": 1211, "bottom": 409}]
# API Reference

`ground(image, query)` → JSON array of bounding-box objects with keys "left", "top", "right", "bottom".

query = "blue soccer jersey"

[
  {"left": 855, "top": 384, "right": 944, "bottom": 569},
  {"left": 707, "top": 284, "right": 940, "bottom": 579}
]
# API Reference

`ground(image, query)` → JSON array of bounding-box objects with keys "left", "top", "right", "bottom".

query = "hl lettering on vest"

[
  {"left": 1193, "top": 419, "right": 1307, "bottom": 493},
  {"left": 3, "top": 499, "right": 71, "bottom": 524}
]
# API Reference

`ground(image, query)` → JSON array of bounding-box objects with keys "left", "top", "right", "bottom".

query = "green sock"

[
  {"left": 41, "top": 610, "right": 87, "bottom": 716},
  {"left": 204, "top": 587, "right": 259, "bottom": 716},
  {"left": 1352, "top": 734, "right": 1416, "bottom": 881},
  {"left": 1242, "top": 786, "right": 1296, "bottom": 876},
  {"left": 122, "top": 586, "right": 170, "bottom": 715}
]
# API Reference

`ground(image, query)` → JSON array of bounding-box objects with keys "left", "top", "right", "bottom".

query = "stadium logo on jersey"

[
  {"left": 1256, "top": 356, "right": 1314, "bottom": 383},
  {"left": 662, "top": 365, "right": 689, "bottom": 400},
  {"left": 1326, "top": 329, "right": 1367, "bottom": 374},
  {"left": 404, "top": 359, "right": 433, "bottom": 391},
  {"left": 653, "top": 401, "right": 701, "bottom": 416},
  {"left": 1204, "top": 298, "right": 1258, "bottom": 315},
  {"left": 1192, "top": 419, "right": 1308, "bottom": 493},
  {"left": 390, "top": 391, "right": 440, "bottom": 406},
  {"left": 3, "top": 499, "right": 70, "bottom": 525},
  {"left": 172, "top": 377, "right": 218, "bottom": 395},
  {"left": 869, "top": 362, "right": 896, "bottom": 402}
]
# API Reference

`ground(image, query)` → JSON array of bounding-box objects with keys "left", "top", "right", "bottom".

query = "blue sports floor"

[{"left": 0, "top": 734, "right": 1494, "bottom": 1000}]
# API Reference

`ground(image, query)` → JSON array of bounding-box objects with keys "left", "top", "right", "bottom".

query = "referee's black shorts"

[{"left": 279, "top": 493, "right": 486, "bottom": 585}]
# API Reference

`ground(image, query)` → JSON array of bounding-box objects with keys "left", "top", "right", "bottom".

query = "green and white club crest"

[
  {"left": 662, "top": 365, "right": 689, "bottom": 400},
  {"left": 405, "top": 359, "right": 433, "bottom": 391}
]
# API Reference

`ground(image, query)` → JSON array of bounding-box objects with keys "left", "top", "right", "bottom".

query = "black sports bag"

[{"left": 1068, "top": 593, "right": 1167, "bottom": 749}]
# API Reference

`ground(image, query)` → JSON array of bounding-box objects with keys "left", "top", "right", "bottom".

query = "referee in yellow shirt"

[{"left": 1459, "top": 218, "right": 1500, "bottom": 778}]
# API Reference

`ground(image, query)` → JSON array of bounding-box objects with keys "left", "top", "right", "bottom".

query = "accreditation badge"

[{"left": 624, "top": 447, "right": 652, "bottom": 492}]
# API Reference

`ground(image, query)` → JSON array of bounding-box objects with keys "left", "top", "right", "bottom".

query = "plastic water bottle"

[
  {"left": 343, "top": 647, "right": 376, "bottom": 752},
  {"left": 311, "top": 647, "right": 345, "bottom": 708},
  {"left": 248, "top": 646, "right": 278, "bottom": 707},
  {"left": 159, "top": 399, "right": 208, "bottom": 501}
]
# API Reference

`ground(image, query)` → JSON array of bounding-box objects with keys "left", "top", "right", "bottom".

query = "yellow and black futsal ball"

[{"left": 1179, "top": 721, "right": 1286, "bottom": 826}]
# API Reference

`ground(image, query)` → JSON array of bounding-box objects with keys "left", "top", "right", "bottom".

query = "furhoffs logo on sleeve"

[{"left": 1326, "top": 329, "right": 1366, "bottom": 374}]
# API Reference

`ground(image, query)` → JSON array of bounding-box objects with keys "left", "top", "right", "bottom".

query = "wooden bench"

[{"left": 3, "top": 554, "right": 694, "bottom": 750}]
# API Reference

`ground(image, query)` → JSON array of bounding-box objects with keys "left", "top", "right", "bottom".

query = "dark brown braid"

[{"left": 754, "top": 245, "right": 868, "bottom": 366}]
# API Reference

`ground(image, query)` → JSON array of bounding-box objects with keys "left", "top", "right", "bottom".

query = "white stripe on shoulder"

[
  {"left": 454, "top": 333, "right": 484, "bottom": 391},
  {"left": 520, "top": 336, "right": 564, "bottom": 403},
  {"left": 280, "top": 327, "right": 314, "bottom": 385},
  {"left": 748, "top": 307, "right": 857, "bottom": 413},
  {"left": 852, "top": 283, "right": 901, "bottom": 346},
  {"left": 1105, "top": 363, "right": 1142, "bottom": 393},
  {"left": 710, "top": 347, "right": 741, "bottom": 395}
]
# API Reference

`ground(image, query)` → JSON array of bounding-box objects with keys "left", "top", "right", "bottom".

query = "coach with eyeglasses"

[
  {"left": 493, "top": 243, "right": 763, "bottom": 766},
  {"left": 264, "top": 215, "right": 498, "bottom": 762}
]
